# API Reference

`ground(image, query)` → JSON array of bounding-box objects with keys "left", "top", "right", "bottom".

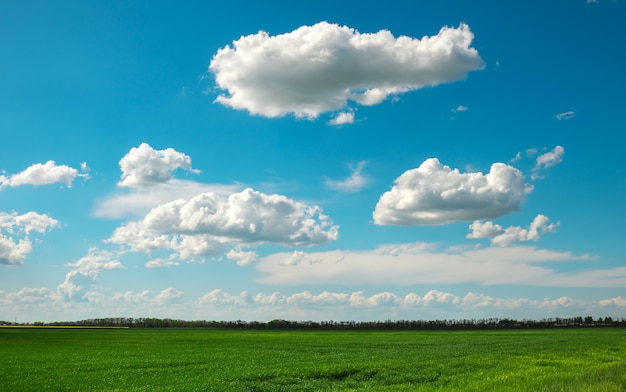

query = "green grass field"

[{"left": 0, "top": 328, "right": 624, "bottom": 391}]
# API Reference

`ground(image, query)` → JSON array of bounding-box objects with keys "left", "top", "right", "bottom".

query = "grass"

[{"left": 0, "top": 328, "right": 624, "bottom": 391}]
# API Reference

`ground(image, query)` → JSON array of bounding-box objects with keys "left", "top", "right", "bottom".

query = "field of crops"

[{"left": 1, "top": 327, "right": 624, "bottom": 391}]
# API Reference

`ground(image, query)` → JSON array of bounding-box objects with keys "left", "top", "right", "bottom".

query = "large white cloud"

[
  {"left": 0, "top": 211, "right": 59, "bottom": 265},
  {"left": 373, "top": 158, "right": 532, "bottom": 225},
  {"left": 210, "top": 22, "right": 483, "bottom": 119},
  {"left": 467, "top": 214, "right": 560, "bottom": 246},
  {"left": 118, "top": 143, "right": 199, "bottom": 188},
  {"left": 107, "top": 188, "right": 338, "bottom": 261},
  {"left": 0, "top": 161, "right": 88, "bottom": 189}
]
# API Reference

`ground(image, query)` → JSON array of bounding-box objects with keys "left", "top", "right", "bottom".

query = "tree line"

[{"left": 2, "top": 316, "right": 624, "bottom": 329}]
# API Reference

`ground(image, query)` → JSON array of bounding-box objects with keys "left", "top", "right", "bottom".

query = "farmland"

[{"left": 1, "top": 328, "right": 624, "bottom": 391}]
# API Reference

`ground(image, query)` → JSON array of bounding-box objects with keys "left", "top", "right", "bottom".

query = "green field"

[{"left": 1, "top": 328, "right": 624, "bottom": 391}]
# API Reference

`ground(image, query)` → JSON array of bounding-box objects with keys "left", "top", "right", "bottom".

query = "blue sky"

[{"left": 1, "top": 0, "right": 625, "bottom": 323}]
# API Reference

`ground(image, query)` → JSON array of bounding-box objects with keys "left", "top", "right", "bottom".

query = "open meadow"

[{"left": 0, "top": 327, "right": 624, "bottom": 391}]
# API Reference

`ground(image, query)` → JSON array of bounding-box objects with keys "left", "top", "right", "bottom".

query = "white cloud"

[
  {"left": 155, "top": 287, "right": 184, "bottom": 305},
  {"left": 532, "top": 145, "right": 565, "bottom": 180},
  {"left": 145, "top": 258, "right": 180, "bottom": 268},
  {"left": 226, "top": 248, "right": 259, "bottom": 266},
  {"left": 468, "top": 214, "right": 560, "bottom": 246},
  {"left": 3, "top": 286, "right": 625, "bottom": 322},
  {"left": 451, "top": 105, "right": 468, "bottom": 112},
  {"left": 107, "top": 188, "right": 338, "bottom": 261},
  {"left": 0, "top": 235, "right": 32, "bottom": 266},
  {"left": 279, "top": 250, "right": 307, "bottom": 266},
  {"left": 256, "top": 241, "right": 613, "bottom": 288},
  {"left": 0, "top": 211, "right": 59, "bottom": 265},
  {"left": 0, "top": 161, "right": 88, "bottom": 189},
  {"left": 95, "top": 143, "right": 239, "bottom": 219},
  {"left": 555, "top": 111, "right": 575, "bottom": 120},
  {"left": 0, "top": 211, "right": 59, "bottom": 235},
  {"left": 118, "top": 143, "right": 199, "bottom": 188},
  {"left": 94, "top": 180, "right": 241, "bottom": 219},
  {"left": 198, "top": 289, "right": 249, "bottom": 306},
  {"left": 58, "top": 248, "right": 122, "bottom": 301},
  {"left": 536, "top": 146, "right": 565, "bottom": 169},
  {"left": 193, "top": 289, "right": 626, "bottom": 321},
  {"left": 599, "top": 296, "right": 626, "bottom": 307},
  {"left": 325, "top": 161, "right": 368, "bottom": 192},
  {"left": 327, "top": 111, "right": 355, "bottom": 126},
  {"left": 373, "top": 158, "right": 532, "bottom": 225},
  {"left": 287, "top": 290, "right": 349, "bottom": 306},
  {"left": 210, "top": 22, "right": 483, "bottom": 120}
]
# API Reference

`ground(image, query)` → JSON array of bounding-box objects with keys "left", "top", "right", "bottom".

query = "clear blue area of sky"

[{"left": 1, "top": 0, "right": 624, "bottom": 322}]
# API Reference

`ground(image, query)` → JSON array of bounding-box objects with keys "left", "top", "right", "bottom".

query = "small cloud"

[
  {"left": 328, "top": 111, "right": 355, "bottom": 126},
  {"left": 325, "top": 161, "right": 368, "bottom": 192},
  {"left": 532, "top": 146, "right": 565, "bottom": 180},
  {"left": 0, "top": 211, "right": 59, "bottom": 265},
  {"left": 555, "top": 111, "right": 575, "bottom": 121},
  {"left": 0, "top": 161, "right": 87, "bottom": 189},
  {"left": 145, "top": 258, "right": 180, "bottom": 268},
  {"left": 451, "top": 105, "right": 468, "bottom": 112},
  {"left": 118, "top": 143, "right": 199, "bottom": 188},
  {"left": 467, "top": 214, "right": 560, "bottom": 247},
  {"left": 226, "top": 248, "right": 259, "bottom": 266}
]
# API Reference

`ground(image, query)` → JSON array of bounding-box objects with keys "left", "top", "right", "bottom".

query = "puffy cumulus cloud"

[
  {"left": 349, "top": 291, "right": 400, "bottom": 307},
  {"left": 210, "top": 22, "right": 483, "bottom": 120},
  {"left": 145, "top": 257, "right": 180, "bottom": 268},
  {"left": 467, "top": 214, "right": 560, "bottom": 246},
  {"left": 0, "top": 161, "right": 88, "bottom": 189},
  {"left": 0, "top": 287, "right": 66, "bottom": 320},
  {"left": 0, "top": 211, "right": 59, "bottom": 265},
  {"left": 12, "top": 212, "right": 59, "bottom": 234},
  {"left": 0, "top": 236, "right": 32, "bottom": 266},
  {"left": 58, "top": 248, "right": 122, "bottom": 301},
  {"left": 94, "top": 180, "right": 241, "bottom": 219},
  {"left": 327, "top": 111, "right": 355, "bottom": 126},
  {"left": 256, "top": 242, "right": 615, "bottom": 288},
  {"left": 373, "top": 158, "right": 532, "bottom": 225},
  {"left": 118, "top": 143, "right": 199, "bottom": 188},
  {"left": 3, "top": 287, "right": 625, "bottom": 322},
  {"left": 155, "top": 287, "right": 184, "bottom": 305},
  {"left": 107, "top": 188, "right": 338, "bottom": 262},
  {"left": 187, "top": 289, "right": 624, "bottom": 321},
  {"left": 287, "top": 290, "right": 349, "bottom": 306},
  {"left": 226, "top": 248, "right": 259, "bottom": 266},
  {"left": 532, "top": 146, "right": 565, "bottom": 180},
  {"left": 599, "top": 296, "right": 626, "bottom": 308},
  {"left": 198, "top": 289, "right": 249, "bottom": 306},
  {"left": 325, "top": 161, "right": 368, "bottom": 192}
]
